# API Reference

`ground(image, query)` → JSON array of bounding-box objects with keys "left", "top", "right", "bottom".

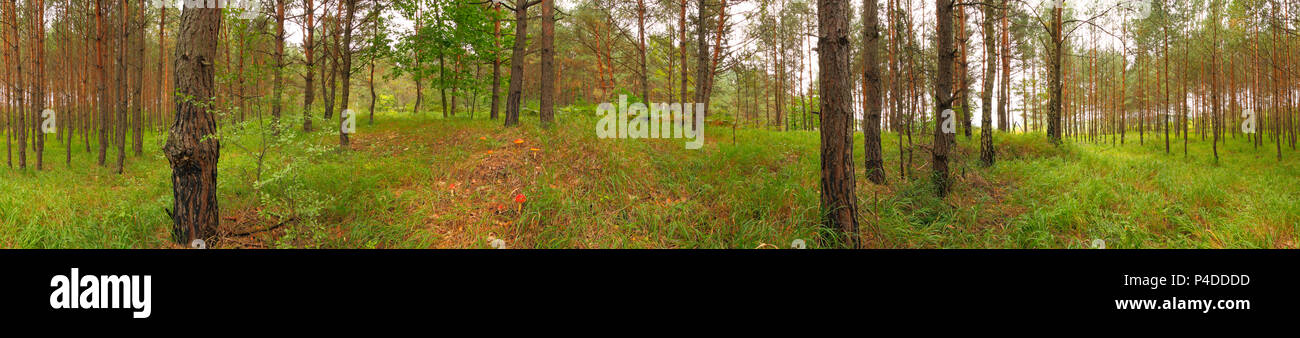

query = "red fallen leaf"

[{"left": 515, "top": 194, "right": 527, "bottom": 203}]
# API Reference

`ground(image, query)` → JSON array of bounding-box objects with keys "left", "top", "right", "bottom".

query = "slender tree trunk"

[
  {"left": 862, "top": 0, "right": 885, "bottom": 184},
  {"left": 412, "top": 2, "right": 423, "bottom": 115},
  {"left": 33, "top": 0, "right": 46, "bottom": 169},
  {"left": 490, "top": 4, "right": 501, "bottom": 119},
  {"left": 304, "top": 0, "right": 316, "bottom": 131},
  {"left": 636, "top": 0, "right": 649, "bottom": 102},
  {"left": 1211, "top": 8, "right": 1221, "bottom": 162},
  {"left": 956, "top": 4, "right": 971, "bottom": 140},
  {"left": 158, "top": 5, "right": 166, "bottom": 132},
  {"left": 164, "top": 5, "right": 222, "bottom": 245},
  {"left": 64, "top": 0, "right": 72, "bottom": 166},
  {"left": 979, "top": 1, "right": 995, "bottom": 166},
  {"left": 503, "top": 0, "right": 531, "bottom": 127},
  {"left": 540, "top": 0, "right": 556, "bottom": 128},
  {"left": 115, "top": 0, "right": 128, "bottom": 173},
  {"left": 11, "top": 0, "right": 25, "bottom": 169},
  {"left": 1163, "top": 28, "right": 1170, "bottom": 154},
  {"left": 999, "top": 0, "right": 1009, "bottom": 132},
  {"left": 3, "top": 0, "right": 10, "bottom": 169},
  {"left": 368, "top": 41, "right": 376, "bottom": 124},
  {"left": 679, "top": 0, "right": 688, "bottom": 103},
  {"left": 934, "top": 0, "right": 954, "bottom": 196},
  {"left": 132, "top": 0, "right": 144, "bottom": 157},
  {"left": 368, "top": 0, "right": 378, "bottom": 125},
  {"left": 693, "top": 0, "right": 711, "bottom": 117},
  {"left": 1046, "top": 6, "right": 1063, "bottom": 144},
  {"left": 272, "top": 0, "right": 286, "bottom": 130},
  {"left": 438, "top": 52, "right": 448, "bottom": 117},
  {"left": 340, "top": 0, "right": 356, "bottom": 148}
]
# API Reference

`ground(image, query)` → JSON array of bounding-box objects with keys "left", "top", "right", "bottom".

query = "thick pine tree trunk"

[
  {"left": 817, "top": 0, "right": 860, "bottom": 248},
  {"left": 862, "top": 0, "right": 885, "bottom": 184},
  {"left": 163, "top": 5, "right": 222, "bottom": 245}
]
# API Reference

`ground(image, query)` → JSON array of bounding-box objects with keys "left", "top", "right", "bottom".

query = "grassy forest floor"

[{"left": 1, "top": 109, "right": 1297, "bottom": 249}]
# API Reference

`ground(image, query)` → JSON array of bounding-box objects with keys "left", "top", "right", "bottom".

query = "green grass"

[{"left": 1, "top": 109, "right": 1297, "bottom": 248}]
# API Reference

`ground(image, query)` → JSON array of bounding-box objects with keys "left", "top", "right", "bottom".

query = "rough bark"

[
  {"left": 490, "top": 4, "right": 501, "bottom": 120},
  {"left": 96, "top": 0, "right": 108, "bottom": 167},
  {"left": 340, "top": 0, "right": 356, "bottom": 148},
  {"left": 132, "top": 0, "right": 144, "bottom": 157},
  {"left": 679, "top": 0, "right": 688, "bottom": 103},
  {"left": 817, "top": 0, "right": 860, "bottom": 248},
  {"left": 34, "top": 0, "right": 46, "bottom": 169},
  {"left": 636, "top": 0, "right": 649, "bottom": 102},
  {"left": 998, "top": 0, "right": 1009, "bottom": 132},
  {"left": 503, "top": 0, "right": 533, "bottom": 127},
  {"left": 304, "top": 0, "right": 316, "bottom": 131},
  {"left": 979, "top": 2, "right": 995, "bottom": 167},
  {"left": 933, "top": 0, "right": 954, "bottom": 196},
  {"left": 862, "top": 0, "right": 885, "bottom": 184},
  {"left": 163, "top": 5, "right": 222, "bottom": 245},
  {"left": 540, "top": 0, "right": 556, "bottom": 128},
  {"left": 1047, "top": 6, "right": 1063, "bottom": 144},
  {"left": 11, "top": 0, "right": 25, "bottom": 169},
  {"left": 158, "top": 5, "right": 166, "bottom": 132},
  {"left": 273, "top": 0, "right": 286, "bottom": 130},
  {"left": 116, "top": 0, "right": 128, "bottom": 174},
  {"left": 956, "top": 4, "right": 971, "bottom": 140},
  {"left": 693, "top": 0, "right": 710, "bottom": 116}
]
